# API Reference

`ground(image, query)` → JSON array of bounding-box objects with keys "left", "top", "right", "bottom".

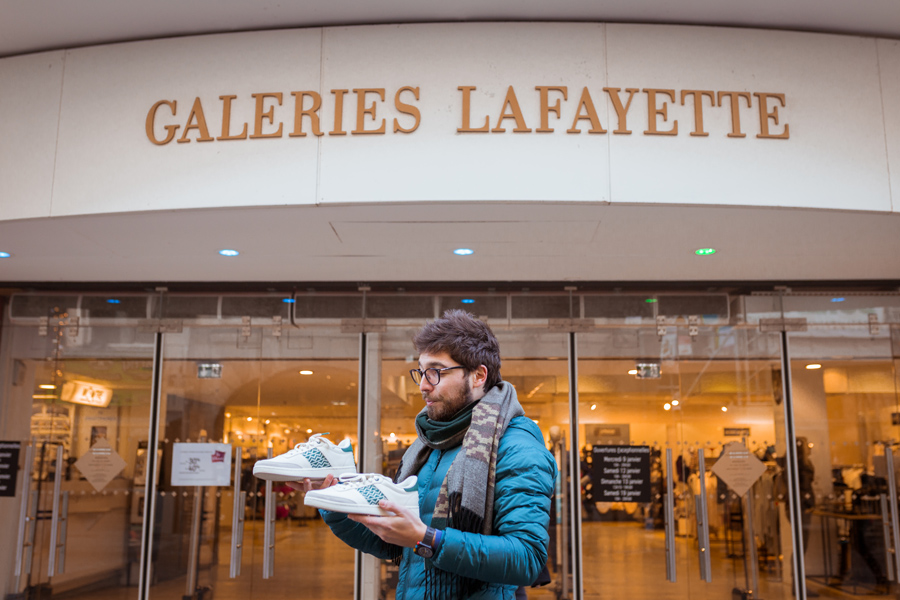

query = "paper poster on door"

[
  {"left": 75, "top": 438, "right": 127, "bottom": 491},
  {"left": 171, "top": 443, "right": 232, "bottom": 487},
  {"left": 0, "top": 441, "right": 21, "bottom": 497}
]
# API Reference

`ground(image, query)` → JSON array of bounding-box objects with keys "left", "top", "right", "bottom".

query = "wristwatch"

[{"left": 414, "top": 527, "right": 437, "bottom": 558}]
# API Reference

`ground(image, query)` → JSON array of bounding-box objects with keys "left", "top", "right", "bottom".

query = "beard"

[{"left": 424, "top": 377, "right": 473, "bottom": 421}]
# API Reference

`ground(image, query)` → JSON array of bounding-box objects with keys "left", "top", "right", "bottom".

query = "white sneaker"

[
  {"left": 304, "top": 473, "right": 420, "bottom": 517},
  {"left": 252, "top": 433, "right": 357, "bottom": 481}
]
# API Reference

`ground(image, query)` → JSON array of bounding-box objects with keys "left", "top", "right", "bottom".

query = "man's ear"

[{"left": 472, "top": 365, "right": 489, "bottom": 390}]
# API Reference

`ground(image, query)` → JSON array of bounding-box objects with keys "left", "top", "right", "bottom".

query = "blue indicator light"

[
  {"left": 0, "top": 252, "right": 10, "bottom": 258},
  {"left": 106, "top": 299, "right": 121, "bottom": 304},
  {"left": 461, "top": 299, "right": 475, "bottom": 304},
  {"left": 218, "top": 249, "right": 239, "bottom": 257},
  {"left": 453, "top": 248, "right": 474, "bottom": 256},
  {"left": 282, "top": 299, "right": 296, "bottom": 303},
  {"left": 831, "top": 297, "right": 845, "bottom": 303}
]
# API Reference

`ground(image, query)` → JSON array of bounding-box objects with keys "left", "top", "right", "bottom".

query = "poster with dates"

[{"left": 592, "top": 445, "right": 651, "bottom": 503}]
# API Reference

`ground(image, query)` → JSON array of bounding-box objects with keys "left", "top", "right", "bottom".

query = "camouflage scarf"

[{"left": 395, "top": 381, "right": 524, "bottom": 599}]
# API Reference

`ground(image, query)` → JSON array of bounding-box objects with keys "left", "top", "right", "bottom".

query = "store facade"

[{"left": 1, "top": 20, "right": 900, "bottom": 600}]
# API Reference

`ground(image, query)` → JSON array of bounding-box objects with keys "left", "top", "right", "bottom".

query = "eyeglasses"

[{"left": 409, "top": 366, "right": 466, "bottom": 386}]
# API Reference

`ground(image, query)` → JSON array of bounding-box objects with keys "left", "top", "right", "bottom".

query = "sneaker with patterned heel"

[
  {"left": 252, "top": 433, "right": 357, "bottom": 481},
  {"left": 303, "top": 473, "right": 420, "bottom": 517}
]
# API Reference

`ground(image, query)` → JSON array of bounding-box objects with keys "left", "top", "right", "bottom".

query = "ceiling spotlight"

[
  {"left": 247, "top": 417, "right": 253, "bottom": 422},
  {"left": 806, "top": 363, "right": 822, "bottom": 370},
  {"left": 306, "top": 428, "right": 313, "bottom": 434},
  {"left": 299, "top": 370, "right": 314, "bottom": 375},
  {"left": 106, "top": 299, "right": 121, "bottom": 304},
  {"left": 461, "top": 299, "right": 475, "bottom": 304},
  {"left": 225, "top": 412, "right": 231, "bottom": 418},
  {"left": 265, "top": 419, "right": 270, "bottom": 424},
  {"left": 389, "top": 432, "right": 396, "bottom": 439},
  {"left": 453, "top": 248, "right": 474, "bottom": 256},
  {"left": 218, "top": 249, "right": 240, "bottom": 257},
  {"left": 721, "top": 406, "right": 728, "bottom": 412},
  {"left": 590, "top": 404, "right": 597, "bottom": 411},
  {"left": 628, "top": 369, "right": 638, "bottom": 375},
  {"left": 283, "top": 298, "right": 296, "bottom": 303},
  {"left": 0, "top": 252, "right": 11, "bottom": 258},
  {"left": 695, "top": 248, "right": 717, "bottom": 256},
  {"left": 831, "top": 297, "right": 845, "bottom": 303},
  {"left": 39, "top": 384, "right": 57, "bottom": 390},
  {"left": 672, "top": 400, "right": 679, "bottom": 406},
  {"left": 664, "top": 403, "right": 672, "bottom": 411}
]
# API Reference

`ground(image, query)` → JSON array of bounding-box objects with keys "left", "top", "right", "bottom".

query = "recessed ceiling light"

[
  {"left": 225, "top": 412, "right": 231, "bottom": 418},
  {"left": 218, "top": 249, "right": 240, "bottom": 257},
  {"left": 721, "top": 406, "right": 728, "bottom": 412},
  {"left": 283, "top": 298, "right": 296, "bottom": 303},
  {"left": 806, "top": 363, "right": 822, "bottom": 370},
  {"left": 247, "top": 417, "right": 253, "bottom": 421},
  {"left": 453, "top": 248, "right": 474, "bottom": 256},
  {"left": 664, "top": 403, "right": 672, "bottom": 411},
  {"left": 299, "top": 370, "right": 313, "bottom": 375},
  {"left": 695, "top": 248, "right": 717, "bottom": 256},
  {"left": 831, "top": 297, "right": 845, "bottom": 303},
  {"left": 628, "top": 369, "right": 638, "bottom": 375},
  {"left": 39, "top": 384, "right": 57, "bottom": 390},
  {"left": 590, "top": 404, "right": 597, "bottom": 411},
  {"left": 0, "top": 252, "right": 10, "bottom": 258},
  {"left": 461, "top": 299, "right": 475, "bottom": 304},
  {"left": 672, "top": 400, "right": 679, "bottom": 406},
  {"left": 306, "top": 428, "right": 313, "bottom": 434},
  {"left": 106, "top": 298, "right": 120, "bottom": 304}
]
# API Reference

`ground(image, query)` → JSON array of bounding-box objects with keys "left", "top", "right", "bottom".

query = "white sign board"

[
  {"left": 74, "top": 438, "right": 127, "bottom": 491},
  {"left": 171, "top": 443, "right": 232, "bottom": 487},
  {"left": 61, "top": 380, "right": 113, "bottom": 407},
  {"left": 711, "top": 441, "right": 767, "bottom": 497}
]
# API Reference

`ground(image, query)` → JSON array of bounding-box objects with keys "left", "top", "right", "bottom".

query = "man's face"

[{"left": 417, "top": 351, "right": 474, "bottom": 421}]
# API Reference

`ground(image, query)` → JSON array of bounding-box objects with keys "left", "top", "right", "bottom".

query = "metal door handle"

[
  {"left": 263, "top": 447, "right": 275, "bottom": 579},
  {"left": 885, "top": 447, "right": 900, "bottom": 579},
  {"left": 230, "top": 449, "right": 244, "bottom": 578},
  {"left": 56, "top": 492, "right": 69, "bottom": 575},
  {"left": 665, "top": 448, "right": 677, "bottom": 583},
  {"left": 880, "top": 494, "right": 895, "bottom": 582},
  {"left": 48, "top": 444, "right": 64, "bottom": 577},
  {"left": 14, "top": 444, "right": 35, "bottom": 579},
  {"left": 695, "top": 450, "right": 712, "bottom": 582}
]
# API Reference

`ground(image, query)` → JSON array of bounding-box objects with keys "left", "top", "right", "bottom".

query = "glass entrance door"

[
  {"left": 150, "top": 322, "right": 361, "bottom": 600},
  {"left": 1, "top": 306, "right": 156, "bottom": 600},
  {"left": 786, "top": 322, "right": 900, "bottom": 599},
  {"left": 577, "top": 325, "right": 795, "bottom": 600}
]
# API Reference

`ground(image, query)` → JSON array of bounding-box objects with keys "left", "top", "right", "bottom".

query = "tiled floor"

[{"left": 48, "top": 518, "right": 891, "bottom": 600}]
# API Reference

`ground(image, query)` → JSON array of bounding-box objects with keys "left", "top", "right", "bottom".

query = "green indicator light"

[
  {"left": 645, "top": 299, "right": 657, "bottom": 303},
  {"left": 695, "top": 248, "right": 717, "bottom": 256}
]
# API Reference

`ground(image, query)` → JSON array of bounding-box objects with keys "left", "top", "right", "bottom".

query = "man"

[{"left": 304, "top": 309, "right": 557, "bottom": 600}]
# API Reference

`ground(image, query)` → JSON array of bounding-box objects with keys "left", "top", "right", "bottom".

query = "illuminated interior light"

[
  {"left": 225, "top": 412, "right": 231, "bottom": 418},
  {"left": 695, "top": 248, "right": 717, "bottom": 256},
  {"left": 299, "top": 370, "right": 314, "bottom": 375},
  {"left": 644, "top": 299, "right": 657, "bottom": 303},
  {"left": 806, "top": 363, "right": 822, "bottom": 370},
  {"left": 453, "top": 248, "right": 474, "bottom": 256},
  {"left": 461, "top": 299, "right": 475, "bottom": 304},
  {"left": 830, "top": 297, "right": 845, "bottom": 303},
  {"left": 283, "top": 298, "right": 296, "bottom": 303},
  {"left": 39, "top": 384, "right": 57, "bottom": 390},
  {"left": 247, "top": 417, "right": 253, "bottom": 422},
  {"left": 389, "top": 432, "right": 396, "bottom": 439},
  {"left": 590, "top": 404, "right": 597, "bottom": 411},
  {"left": 218, "top": 249, "right": 239, "bottom": 257},
  {"left": 628, "top": 369, "right": 638, "bottom": 375},
  {"left": 0, "top": 252, "right": 11, "bottom": 258},
  {"left": 32, "top": 394, "right": 58, "bottom": 399},
  {"left": 306, "top": 428, "right": 313, "bottom": 434},
  {"left": 721, "top": 406, "right": 728, "bottom": 412},
  {"left": 106, "top": 299, "right": 121, "bottom": 304},
  {"left": 671, "top": 400, "right": 679, "bottom": 406},
  {"left": 664, "top": 403, "right": 672, "bottom": 411},
  {"left": 265, "top": 419, "right": 270, "bottom": 424}
]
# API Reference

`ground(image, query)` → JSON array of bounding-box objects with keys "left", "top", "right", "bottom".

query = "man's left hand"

[{"left": 347, "top": 501, "right": 427, "bottom": 547}]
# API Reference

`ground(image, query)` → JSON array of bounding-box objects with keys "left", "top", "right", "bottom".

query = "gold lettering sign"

[{"left": 145, "top": 84, "right": 790, "bottom": 145}]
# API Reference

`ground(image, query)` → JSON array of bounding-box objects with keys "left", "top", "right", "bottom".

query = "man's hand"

[
  {"left": 348, "top": 500, "right": 428, "bottom": 548},
  {"left": 286, "top": 474, "right": 338, "bottom": 492}
]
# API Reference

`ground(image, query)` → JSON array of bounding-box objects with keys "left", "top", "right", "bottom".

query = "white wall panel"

[
  {"left": 51, "top": 30, "right": 322, "bottom": 216},
  {"left": 0, "top": 51, "right": 64, "bottom": 221},
  {"left": 317, "top": 23, "right": 610, "bottom": 203},
  {"left": 606, "top": 25, "right": 891, "bottom": 211},
  {"left": 879, "top": 39, "right": 900, "bottom": 212}
]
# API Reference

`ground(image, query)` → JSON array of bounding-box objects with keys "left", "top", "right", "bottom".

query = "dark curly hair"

[{"left": 412, "top": 309, "right": 502, "bottom": 391}]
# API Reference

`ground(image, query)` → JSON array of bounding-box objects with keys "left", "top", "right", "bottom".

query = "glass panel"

[
  {"left": 374, "top": 326, "right": 569, "bottom": 600},
  {"left": 151, "top": 325, "right": 360, "bottom": 600},
  {"left": 0, "top": 319, "right": 155, "bottom": 600},
  {"left": 788, "top": 324, "right": 899, "bottom": 599},
  {"left": 578, "top": 326, "right": 792, "bottom": 600}
]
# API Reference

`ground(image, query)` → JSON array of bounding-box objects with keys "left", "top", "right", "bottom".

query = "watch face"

[{"left": 414, "top": 543, "right": 434, "bottom": 558}]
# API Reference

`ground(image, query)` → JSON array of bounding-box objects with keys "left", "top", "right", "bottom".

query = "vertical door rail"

[
  {"left": 47, "top": 444, "right": 68, "bottom": 577},
  {"left": 262, "top": 447, "right": 276, "bottom": 579},
  {"left": 664, "top": 448, "right": 677, "bottom": 583},
  {"left": 184, "top": 487, "right": 204, "bottom": 597},
  {"left": 884, "top": 447, "right": 900, "bottom": 579},
  {"left": 230, "top": 450, "right": 245, "bottom": 578},
  {"left": 13, "top": 444, "right": 35, "bottom": 584},
  {"left": 880, "top": 494, "right": 896, "bottom": 582},
  {"left": 695, "top": 449, "right": 712, "bottom": 582},
  {"left": 567, "top": 332, "right": 584, "bottom": 600}
]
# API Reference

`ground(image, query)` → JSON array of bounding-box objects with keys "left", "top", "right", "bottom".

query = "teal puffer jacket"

[{"left": 322, "top": 416, "right": 557, "bottom": 600}]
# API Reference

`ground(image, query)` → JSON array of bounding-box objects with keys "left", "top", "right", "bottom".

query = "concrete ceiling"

[
  {"left": 1, "top": 202, "right": 899, "bottom": 284},
  {"left": 2, "top": 0, "right": 900, "bottom": 59}
]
